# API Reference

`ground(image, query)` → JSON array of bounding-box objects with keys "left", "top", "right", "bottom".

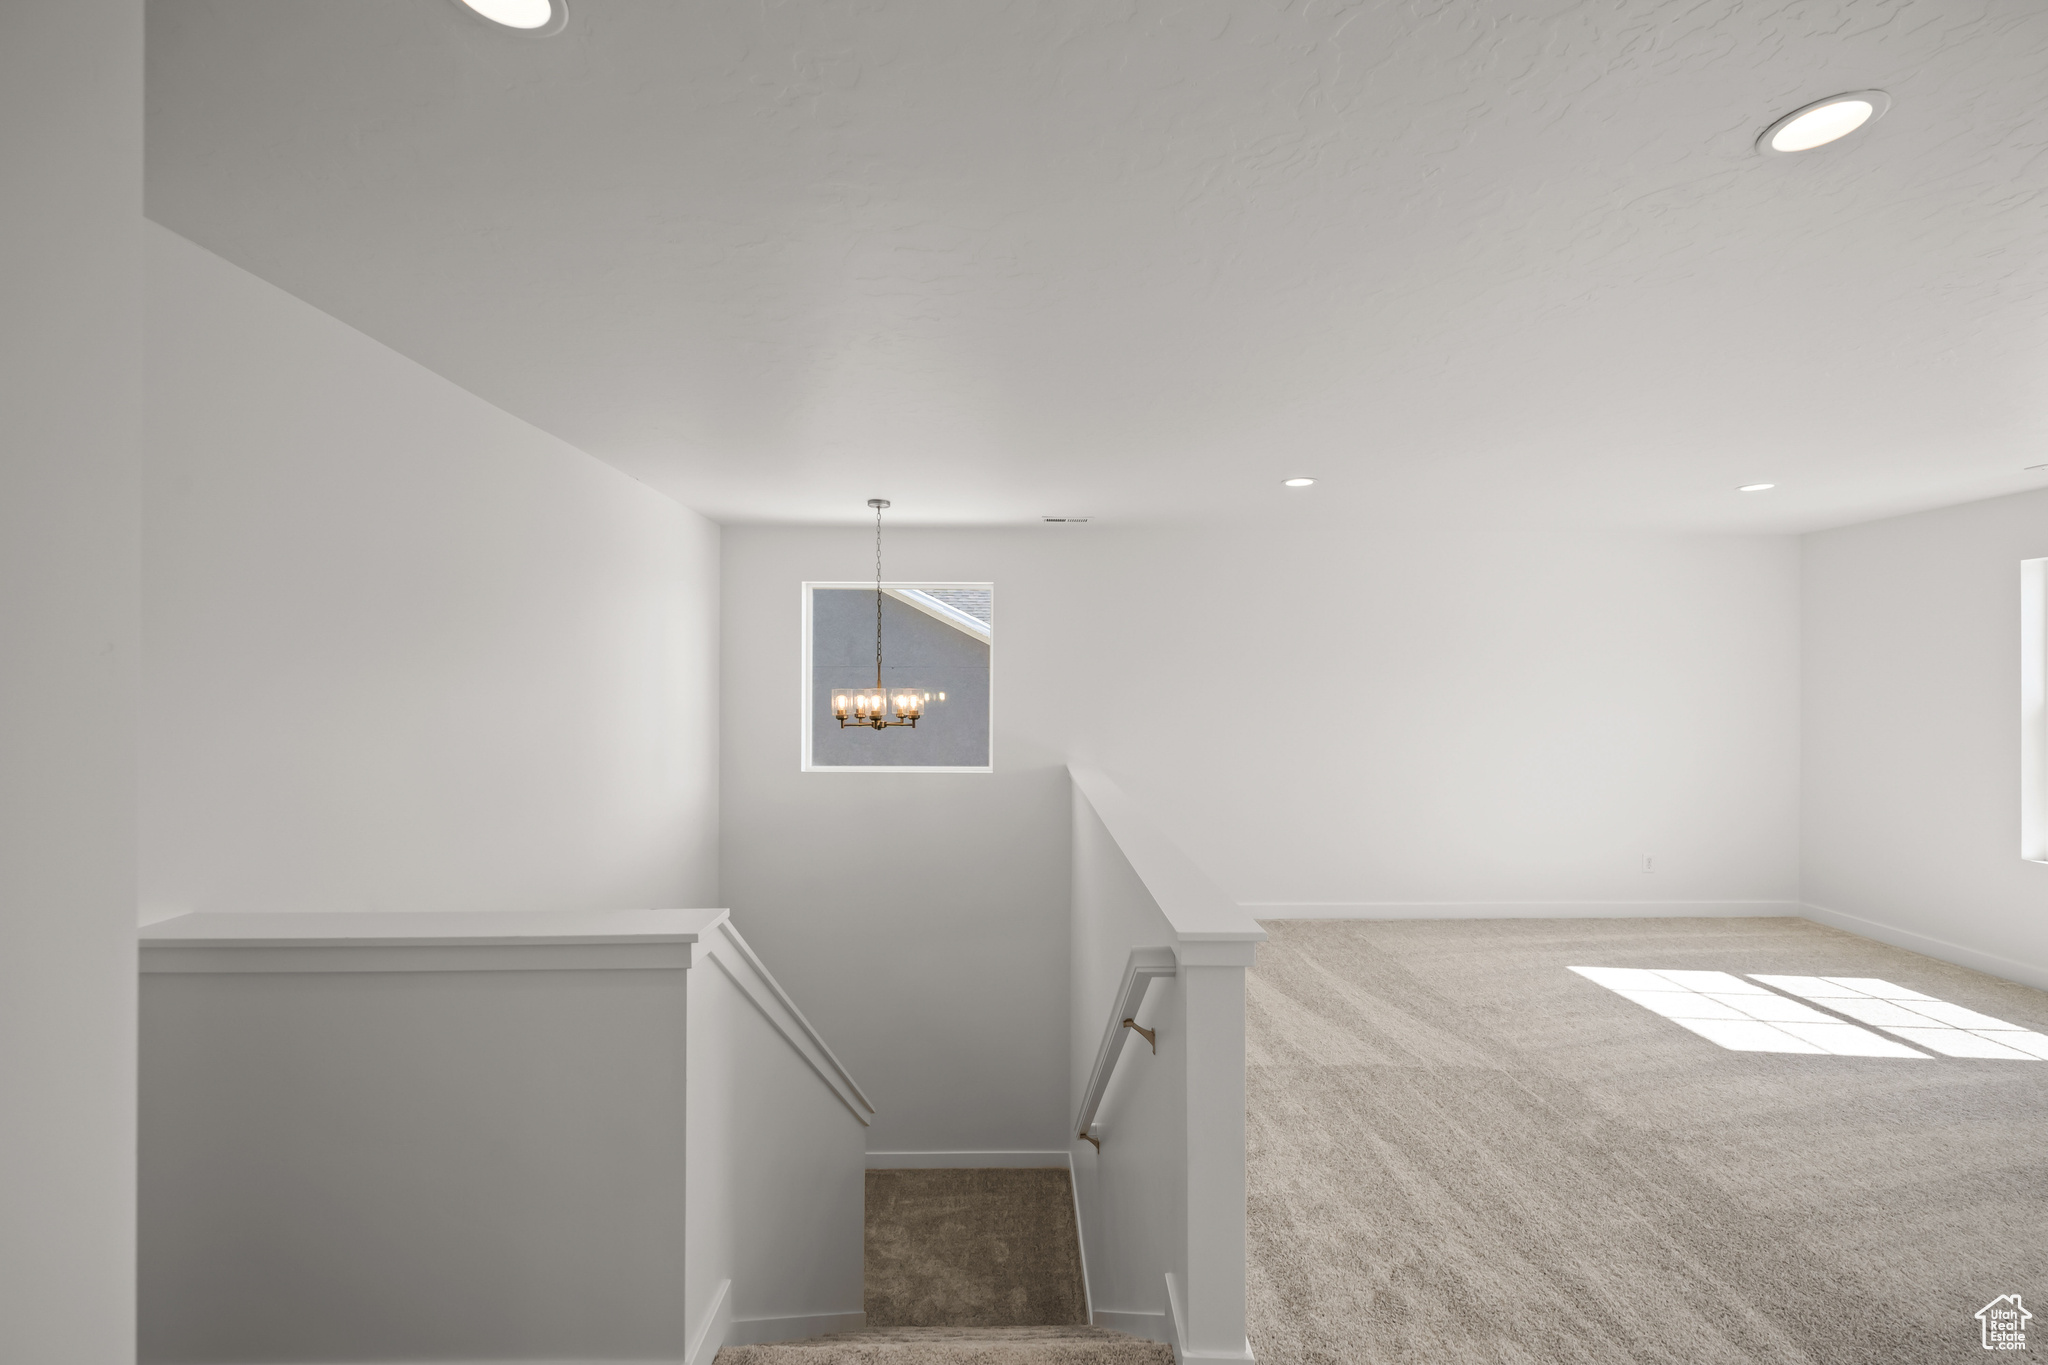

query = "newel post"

[{"left": 1177, "top": 936, "right": 1256, "bottom": 1360}]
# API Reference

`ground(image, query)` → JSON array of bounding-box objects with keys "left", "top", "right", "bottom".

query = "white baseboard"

[
  {"left": 866, "top": 1149, "right": 1073, "bottom": 1169},
  {"left": 726, "top": 1310, "right": 865, "bottom": 1346},
  {"left": 1163, "top": 1272, "right": 1184, "bottom": 1364},
  {"left": 1162, "top": 1272, "right": 1253, "bottom": 1363},
  {"left": 684, "top": 1279, "right": 730, "bottom": 1365},
  {"left": 1063, "top": 1149, "right": 1093, "bottom": 1326},
  {"left": 1244, "top": 900, "right": 1802, "bottom": 920},
  {"left": 1095, "top": 1308, "right": 1169, "bottom": 1342},
  {"left": 1800, "top": 903, "right": 2048, "bottom": 992}
]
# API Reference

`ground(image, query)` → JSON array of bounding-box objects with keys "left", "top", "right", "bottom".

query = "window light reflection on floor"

[
  {"left": 1750, "top": 976, "right": 2048, "bottom": 1061},
  {"left": 1568, "top": 966, "right": 1928, "bottom": 1057}
]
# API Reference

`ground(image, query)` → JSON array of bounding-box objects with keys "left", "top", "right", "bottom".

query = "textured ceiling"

[{"left": 146, "top": 0, "right": 2048, "bottom": 530}]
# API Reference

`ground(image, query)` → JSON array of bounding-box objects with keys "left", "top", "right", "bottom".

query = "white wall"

[
  {"left": 722, "top": 528, "right": 1073, "bottom": 1155},
  {"left": 1804, "top": 486, "right": 2048, "bottom": 987},
  {"left": 141, "top": 964, "right": 693, "bottom": 1363},
  {"left": 1066, "top": 785, "right": 1186, "bottom": 1340},
  {"left": 685, "top": 920, "right": 868, "bottom": 1354},
  {"left": 1086, "top": 517, "right": 1802, "bottom": 914},
  {"left": 144, "top": 225, "right": 719, "bottom": 917},
  {"left": 0, "top": 4, "right": 141, "bottom": 1362},
  {"left": 721, "top": 518, "right": 1800, "bottom": 1153}
]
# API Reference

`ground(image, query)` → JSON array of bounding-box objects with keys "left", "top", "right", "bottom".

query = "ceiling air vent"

[{"left": 1043, "top": 516, "right": 1090, "bottom": 523}]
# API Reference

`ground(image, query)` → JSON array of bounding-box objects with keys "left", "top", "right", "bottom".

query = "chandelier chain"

[{"left": 874, "top": 501, "right": 883, "bottom": 686}]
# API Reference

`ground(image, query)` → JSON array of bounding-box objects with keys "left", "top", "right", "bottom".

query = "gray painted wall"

[
  {"left": 811, "top": 588, "right": 990, "bottom": 769},
  {"left": 0, "top": 4, "right": 142, "bottom": 1361}
]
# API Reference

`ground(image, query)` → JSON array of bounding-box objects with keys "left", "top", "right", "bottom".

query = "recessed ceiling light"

[
  {"left": 1757, "top": 91, "right": 1889, "bottom": 154},
  {"left": 456, "top": 0, "right": 564, "bottom": 32},
  {"left": 1739, "top": 483, "right": 1776, "bottom": 492},
  {"left": 1282, "top": 477, "right": 1316, "bottom": 488}
]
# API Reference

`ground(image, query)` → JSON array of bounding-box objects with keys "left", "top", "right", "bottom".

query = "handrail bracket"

[{"left": 1121, "top": 1017, "right": 1156, "bottom": 1053}]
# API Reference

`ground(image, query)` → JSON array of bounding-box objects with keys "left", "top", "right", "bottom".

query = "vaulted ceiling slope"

[{"left": 147, "top": 0, "right": 2048, "bottom": 531}]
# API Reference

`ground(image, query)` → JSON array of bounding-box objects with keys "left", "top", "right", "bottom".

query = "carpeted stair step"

[
  {"left": 714, "top": 1324, "right": 1174, "bottom": 1364},
  {"left": 863, "top": 1168, "right": 1088, "bottom": 1327},
  {"left": 719, "top": 1169, "right": 1174, "bottom": 1365}
]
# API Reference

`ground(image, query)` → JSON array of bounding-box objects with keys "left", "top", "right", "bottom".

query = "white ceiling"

[{"left": 146, "top": 0, "right": 2048, "bottom": 531}]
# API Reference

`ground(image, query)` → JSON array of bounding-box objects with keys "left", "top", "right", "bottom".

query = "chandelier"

[{"left": 832, "top": 499, "right": 927, "bottom": 729}]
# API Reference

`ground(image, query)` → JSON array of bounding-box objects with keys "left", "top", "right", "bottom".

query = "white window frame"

[{"left": 799, "top": 580, "right": 994, "bottom": 774}]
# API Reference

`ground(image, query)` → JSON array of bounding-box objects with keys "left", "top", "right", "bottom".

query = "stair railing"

[{"left": 1074, "top": 946, "right": 1177, "bottom": 1149}]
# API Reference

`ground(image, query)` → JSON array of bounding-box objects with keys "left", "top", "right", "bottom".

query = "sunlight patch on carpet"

[
  {"left": 1569, "top": 966, "right": 1928, "bottom": 1057},
  {"left": 1752, "top": 976, "right": 2048, "bottom": 1061}
]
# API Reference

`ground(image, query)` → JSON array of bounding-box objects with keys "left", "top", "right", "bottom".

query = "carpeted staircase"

[{"left": 717, "top": 1169, "right": 1172, "bottom": 1365}]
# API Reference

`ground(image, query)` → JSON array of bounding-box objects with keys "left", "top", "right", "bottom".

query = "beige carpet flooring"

[
  {"left": 864, "top": 1169, "right": 1090, "bottom": 1329},
  {"left": 1246, "top": 917, "right": 2048, "bottom": 1364}
]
